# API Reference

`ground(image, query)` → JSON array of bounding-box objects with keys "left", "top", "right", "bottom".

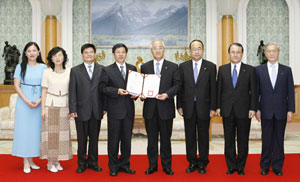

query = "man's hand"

[
  {"left": 287, "top": 111, "right": 293, "bottom": 122},
  {"left": 249, "top": 110, "right": 255, "bottom": 119},
  {"left": 255, "top": 110, "right": 261, "bottom": 122},
  {"left": 70, "top": 112, "right": 78, "bottom": 118},
  {"left": 216, "top": 109, "right": 221, "bottom": 117},
  {"left": 157, "top": 93, "right": 168, "bottom": 101},
  {"left": 177, "top": 108, "right": 183, "bottom": 116},
  {"left": 118, "top": 88, "right": 128, "bottom": 95}
]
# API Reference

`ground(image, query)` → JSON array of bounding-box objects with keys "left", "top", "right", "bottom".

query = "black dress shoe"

[
  {"left": 76, "top": 166, "right": 86, "bottom": 173},
  {"left": 226, "top": 169, "right": 236, "bottom": 174},
  {"left": 88, "top": 165, "right": 102, "bottom": 172},
  {"left": 119, "top": 167, "right": 136, "bottom": 174},
  {"left": 110, "top": 171, "right": 118, "bottom": 176},
  {"left": 273, "top": 169, "right": 283, "bottom": 176},
  {"left": 237, "top": 169, "right": 245, "bottom": 175},
  {"left": 163, "top": 168, "right": 174, "bottom": 175},
  {"left": 145, "top": 168, "right": 158, "bottom": 175},
  {"left": 186, "top": 164, "right": 198, "bottom": 173},
  {"left": 198, "top": 166, "right": 206, "bottom": 174},
  {"left": 260, "top": 169, "right": 269, "bottom": 175}
]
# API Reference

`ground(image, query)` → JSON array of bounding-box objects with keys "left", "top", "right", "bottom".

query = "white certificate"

[
  {"left": 142, "top": 74, "right": 161, "bottom": 98},
  {"left": 126, "top": 70, "right": 144, "bottom": 96}
]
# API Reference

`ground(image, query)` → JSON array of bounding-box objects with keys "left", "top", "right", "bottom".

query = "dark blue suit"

[{"left": 256, "top": 63, "right": 295, "bottom": 170}]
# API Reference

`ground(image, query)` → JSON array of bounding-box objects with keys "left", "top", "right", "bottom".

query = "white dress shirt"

[
  {"left": 267, "top": 61, "right": 278, "bottom": 86},
  {"left": 192, "top": 59, "right": 202, "bottom": 76},
  {"left": 231, "top": 61, "right": 241, "bottom": 77},
  {"left": 153, "top": 59, "right": 164, "bottom": 74},
  {"left": 84, "top": 62, "right": 94, "bottom": 73}
]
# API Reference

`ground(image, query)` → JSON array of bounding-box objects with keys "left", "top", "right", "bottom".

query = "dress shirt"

[
  {"left": 267, "top": 61, "right": 278, "bottom": 83},
  {"left": 231, "top": 61, "right": 241, "bottom": 77},
  {"left": 192, "top": 59, "right": 202, "bottom": 76},
  {"left": 84, "top": 62, "right": 94, "bottom": 74},
  {"left": 153, "top": 58, "right": 164, "bottom": 74},
  {"left": 116, "top": 62, "right": 127, "bottom": 76}
]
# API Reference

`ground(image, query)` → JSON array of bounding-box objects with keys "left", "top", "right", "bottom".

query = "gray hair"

[
  {"left": 150, "top": 40, "right": 165, "bottom": 49},
  {"left": 265, "top": 42, "right": 280, "bottom": 51}
]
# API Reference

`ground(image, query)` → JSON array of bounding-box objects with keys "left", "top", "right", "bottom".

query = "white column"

[
  {"left": 206, "top": 0, "right": 218, "bottom": 64},
  {"left": 29, "top": 0, "right": 42, "bottom": 46},
  {"left": 61, "top": 0, "right": 73, "bottom": 67}
]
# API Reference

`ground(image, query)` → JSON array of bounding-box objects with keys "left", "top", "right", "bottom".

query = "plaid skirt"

[{"left": 40, "top": 106, "right": 72, "bottom": 161}]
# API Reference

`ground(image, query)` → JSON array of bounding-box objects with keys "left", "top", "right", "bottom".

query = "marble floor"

[{"left": 1, "top": 122, "right": 299, "bottom": 155}]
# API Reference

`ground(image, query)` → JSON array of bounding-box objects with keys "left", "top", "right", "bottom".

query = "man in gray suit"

[
  {"left": 101, "top": 43, "right": 137, "bottom": 176},
  {"left": 69, "top": 43, "right": 105, "bottom": 173}
]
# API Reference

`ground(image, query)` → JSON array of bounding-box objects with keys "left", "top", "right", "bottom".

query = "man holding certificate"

[
  {"left": 177, "top": 40, "right": 217, "bottom": 174},
  {"left": 100, "top": 43, "right": 137, "bottom": 176},
  {"left": 141, "top": 40, "right": 181, "bottom": 175}
]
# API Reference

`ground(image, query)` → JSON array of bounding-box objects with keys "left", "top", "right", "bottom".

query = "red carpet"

[{"left": 0, "top": 154, "right": 299, "bottom": 182}]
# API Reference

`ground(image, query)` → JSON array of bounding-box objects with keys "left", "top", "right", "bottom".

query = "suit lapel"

[
  {"left": 225, "top": 64, "right": 234, "bottom": 89},
  {"left": 160, "top": 59, "right": 168, "bottom": 79},
  {"left": 79, "top": 63, "right": 91, "bottom": 81},
  {"left": 113, "top": 62, "right": 125, "bottom": 81},
  {"left": 196, "top": 60, "right": 207, "bottom": 84},
  {"left": 187, "top": 60, "right": 195, "bottom": 84},
  {"left": 263, "top": 63, "right": 274, "bottom": 89},
  {"left": 235, "top": 63, "right": 247, "bottom": 88},
  {"left": 273, "top": 64, "right": 284, "bottom": 91}
]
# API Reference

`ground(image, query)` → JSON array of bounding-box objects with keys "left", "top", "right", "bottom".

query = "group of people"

[{"left": 11, "top": 39, "right": 294, "bottom": 177}]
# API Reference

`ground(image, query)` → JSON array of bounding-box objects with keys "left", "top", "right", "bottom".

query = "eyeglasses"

[
  {"left": 152, "top": 46, "right": 164, "bottom": 51},
  {"left": 191, "top": 48, "right": 202, "bottom": 52}
]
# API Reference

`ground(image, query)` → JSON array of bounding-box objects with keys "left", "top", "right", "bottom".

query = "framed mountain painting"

[{"left": 90, "top": 0, "right": 190, "bottom": 47}]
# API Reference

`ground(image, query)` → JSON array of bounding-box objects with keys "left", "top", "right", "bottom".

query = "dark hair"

[
  {"left": 228, "top": 42, "right": 244, "bottom": 53},
  {"left": 112, "top": 43, "right": 128, "bottom": 53},
  {"left": 81, "top": 43, "right": 96, "bottom": 54},
  {"left": 21, "top": 42, "right": 44, "bottom": 80},
  {"left": 189, "top": 39, "right": 204, "bottom": 49},
  {"left": 47, "top": 47, "right": 68, "bottom": 71}
]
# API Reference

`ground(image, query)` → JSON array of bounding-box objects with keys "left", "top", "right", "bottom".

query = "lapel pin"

[
  {"left": 204, "top": 67, "right": 207, "bottom": 70},
  {"left": 281, "top": 72, "right": 284, "bottom": 75},
  {"left": 165, "top": 66, "right": 168, "bottom": 69},
  {"left": 243, "top": 69, "right": 246, "bottom": 72}
]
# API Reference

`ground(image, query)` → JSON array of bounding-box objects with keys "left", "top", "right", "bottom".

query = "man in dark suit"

[
  {"left": 216, "top": 43, "right": 256, "bottom": 175},
  {"left": 177, "top": 40, "right": 217, "bottom": 174},
  {"left": 101, "top": 43, "right": 137, "bottom": 176},
  {"left": 69, "top": 43, "right": 105, "bottom": 173},
  {"left": 255, "top": 43, "right": 295, "bottom": 176},
  {"left": 141, "top": 40, "right": 181, "bottom": 175}
]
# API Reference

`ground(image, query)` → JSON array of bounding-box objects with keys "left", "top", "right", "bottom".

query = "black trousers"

[
  {"left": 223, "top": 109, "right": 251, "bottom": 170},
  {"left": 75, "top": 113, "right": 101, "bottom": 167},
  {"left": 184, "top": 103, "right": 210, "bottom": 168},
  {"left": 145, "top": 106, "right": 173, "bottom": 169},
  {"left": 107, "top": 115, "right": 134, "bottom": 172},
  {"left": 260, "top": 115, "right": 287, "bottom": 170}
]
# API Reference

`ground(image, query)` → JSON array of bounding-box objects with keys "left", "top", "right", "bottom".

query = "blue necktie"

[
  {"left": 120, "top": 65, "right": 126, "bottom": 80},
  {"left": 88, "top": 65, "right": 93, "bottom": 80},
  {"left": 194, "top": 62, "right": 198, "bottom": 84},
  {"left": 232, "top": 65, "right": 237, "bottom": 88},
  {"left": 156, "top": 62, "right": 160, "bottom": 75},
  {"left": 271, "top": 64, "right": 277, "bottom": 88},
  {"left": 194, "top": 62, "right": 198, "bottom": 101}
]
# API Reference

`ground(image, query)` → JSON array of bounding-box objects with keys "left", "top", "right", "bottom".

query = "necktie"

[
  {"left": 194, "top": 62, "right": 198, "bottom": 84},
  {"left": 271, "top": 64, "right": 277, "bottom": 88},
  {"left": 88, "top": 65, "right": 93, "bottom": 80},
  {"left": 193, "top": 62, "right": 198, "bottom": 101},
  {"left": 156, "top": 62, "right": 160, "bottom": 75},
  {"left": 232, "top": 65, "right": 237, "bottom": 88},
  {"left": 120, "top": 65, "right": 126, "bottom": 80}
]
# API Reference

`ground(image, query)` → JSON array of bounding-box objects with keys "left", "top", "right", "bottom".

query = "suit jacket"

[
  {"left": 101, "top": 63, "right": 137, "bottom": 120},
  {"left": 217, "top": 62, "right": 256, "bottom": 119},
  {"left": 69, "top": 63, "right": 105, "bottom": 121},
  {"left": 141, "top": 59, "right": 181, "bottom": 120},
  {"left": 256, "top": 63, "right": 295, "bottom": 120},
  {"left": 177, "top": 59, "right": 217, "bottom": 120}
]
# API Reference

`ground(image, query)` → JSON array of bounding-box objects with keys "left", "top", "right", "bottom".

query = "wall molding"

[{"left": 61, "top": 0, "right": 73, "bottom": 67}]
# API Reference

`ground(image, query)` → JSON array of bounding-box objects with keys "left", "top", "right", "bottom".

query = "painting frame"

[{"left": 89, "top": 0, "right": 191, "bottom": 48}]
